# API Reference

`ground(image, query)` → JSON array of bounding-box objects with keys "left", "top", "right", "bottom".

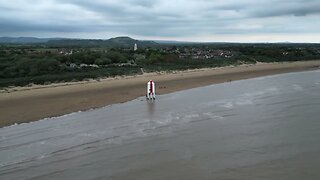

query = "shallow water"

[{"left": 1, "top": 70, "right": 320, "bottom": 179}]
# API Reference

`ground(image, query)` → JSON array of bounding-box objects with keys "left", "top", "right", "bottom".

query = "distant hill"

[
  {"left": 0, "top": 37, "right": 63, "bottom": 44},
  {"left": 47, "top": 37, "right": 159, "bottom": 48},
  {"left": 0, "top": 36, "right": 159, "bottom": 48},
  {"left": 108, "top": 36, "right": 138, "bottom": 46},
  {"left": 46, "top": 39, "right": 107, "bottom": 47}
]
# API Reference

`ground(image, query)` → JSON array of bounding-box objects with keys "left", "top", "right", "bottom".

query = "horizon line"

[{"left": 0, "top": 36, "right": 319, "bottom": 44}]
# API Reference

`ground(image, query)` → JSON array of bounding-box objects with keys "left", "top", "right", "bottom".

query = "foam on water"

[{"left": 292, "top": 84, "right": 303, "bottom": 91}]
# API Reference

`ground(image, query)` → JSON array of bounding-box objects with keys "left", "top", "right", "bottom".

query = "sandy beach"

[{"left": 1, "top": 60, "right": 320, "bottom": 127}]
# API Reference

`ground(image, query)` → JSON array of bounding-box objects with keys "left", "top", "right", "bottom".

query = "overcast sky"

[{"left": 0, "top": 0, "right": 320, "bottom": 42}]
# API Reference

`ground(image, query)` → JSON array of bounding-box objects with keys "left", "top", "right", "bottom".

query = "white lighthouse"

[{"left": 134, "top": 43, "right": 138, "bottom": 51}]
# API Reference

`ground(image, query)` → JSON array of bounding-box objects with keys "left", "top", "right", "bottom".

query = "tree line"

[{"left": 0, "top": 44, "right": 320, "bottom": 87}]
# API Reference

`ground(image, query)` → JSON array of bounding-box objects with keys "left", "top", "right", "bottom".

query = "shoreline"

[{"left": 1, "top": 60, "right": 320, "bottom": 127}]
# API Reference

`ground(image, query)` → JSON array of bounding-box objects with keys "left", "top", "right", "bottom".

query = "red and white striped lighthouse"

[{"left": 146, "top": 80, "right": 156, "bottom": 100}]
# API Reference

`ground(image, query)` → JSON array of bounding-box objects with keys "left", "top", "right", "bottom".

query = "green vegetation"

[{"left": 0, "top": 42, "right": 320, "bottom": 88}]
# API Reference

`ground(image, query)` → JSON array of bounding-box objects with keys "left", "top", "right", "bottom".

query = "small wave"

[
  {"left": 292, "top": 84, "right": 303, "bottom": 91},
  {"left": 203, "top": 112, "right": 224, "bottom": 120},
  {"left": 264, "top": 99, "right": 299, "bottom": 106},
  {"left": 242, "top": 87, "right": 279, "bottom": 98},
  {"left": 154, "top": 124, "right": 171, "bottom": 130},
  {"left": 221, "top": 114, "right": 237, "bottom": 118},
  {"left": 286, "top": 102, "right": 320, "bottom": 109},
  {"left": 47, "top": 135, "right": 121, "bottom": 156},
  {"left": 189, "top": 118, "right": 211, "bottom": 123},
  {"left": 112, "top": 125, "right": 131, "bottom": 130},
  {"left": 235, "top": 99, "right": 253, "bottom": 106}
]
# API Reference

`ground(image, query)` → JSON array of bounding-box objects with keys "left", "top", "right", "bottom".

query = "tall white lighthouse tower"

[{"left": 134, "top": 43, "right": 138, "bottom": 51}]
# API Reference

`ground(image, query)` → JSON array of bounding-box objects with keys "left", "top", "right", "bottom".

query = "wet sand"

[{"left": 1, "top": 60, "right": 320, "bottom": 127}]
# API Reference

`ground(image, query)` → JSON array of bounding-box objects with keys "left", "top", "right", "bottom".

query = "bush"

[{"left": 95, "top": 58, "right": 112, "bottom": 65}]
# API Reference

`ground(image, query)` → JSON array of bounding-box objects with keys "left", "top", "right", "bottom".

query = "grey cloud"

[
  {"left": 0, "top": 0, "right": 319, "bottom": 41},
  {"left": 247, "top": 1, "right": 320, "bottom": 17},
  {"left": 0, "top": 19, "right": 97, "bottom": 33},
  {"left": 127, "top": 0, "right": 158, "bottom": 8}
]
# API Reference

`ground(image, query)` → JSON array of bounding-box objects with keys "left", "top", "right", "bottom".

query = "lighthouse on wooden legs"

[{"left": 146, "top": 80, "right": 156, "bottom": 100}]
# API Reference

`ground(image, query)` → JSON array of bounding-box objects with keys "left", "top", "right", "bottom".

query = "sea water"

[{"left": 1, "top": 70, "right": 320, "bottom": 179}]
